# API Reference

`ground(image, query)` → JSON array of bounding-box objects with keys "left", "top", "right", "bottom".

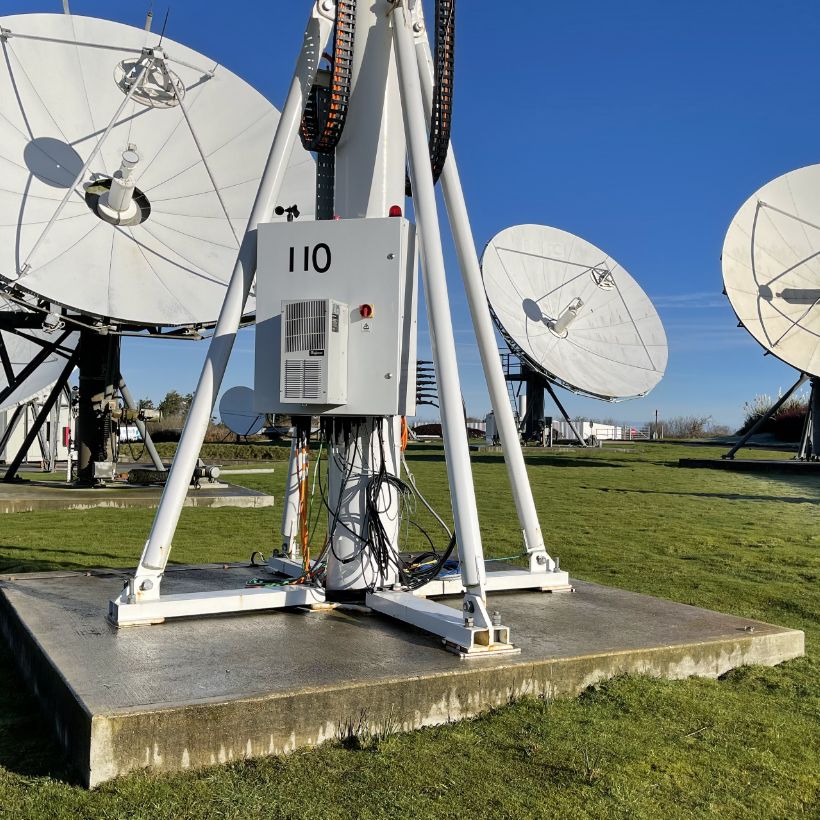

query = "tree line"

[{"left": 137, "top": 390, "right": 194, "bottom": 418}]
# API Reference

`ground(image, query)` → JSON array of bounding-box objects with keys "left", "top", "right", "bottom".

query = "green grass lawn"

[{"left": 0, "top": 442, "right": 817, "bottom": 818}]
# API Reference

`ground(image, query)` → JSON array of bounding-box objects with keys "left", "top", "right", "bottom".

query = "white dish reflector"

[
  {"left": 0, "top": 13, "right": 315, "bottom": 327},
  {"left": 722, "top": 164, "right": 820, "bottom": 377},
  {"left": 481, "top": 224, "right": 667, "bottom": 400},
  {"left": 219, "top": 386, "right": 265, "bottom": 437}
]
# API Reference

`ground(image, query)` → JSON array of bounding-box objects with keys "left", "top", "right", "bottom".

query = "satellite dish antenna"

[
  {"left": 0, "top": 297, "right": 77, "bottom": 411},
  {"left": 721, "top": 164, "right": 820, "bottom": 460},
  {"left": 219, "top": 386, "right": 265, "bottom": 437},
  {"left": 722, "top": 164, "right": 820, "bottom": 377},
  {"left": 482, "top": 224, "right": 668, "bottom": 401},
  {"left": 0, "top": 13, "right": 315, "bottom": 327},
  {"left": 0, "top": 12, "right": 314, "bottom": 484}
]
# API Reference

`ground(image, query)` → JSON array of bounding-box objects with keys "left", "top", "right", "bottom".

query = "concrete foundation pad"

[
  {"left": 679, "top": 458, "right": 820, "bottom": 473},
  {"left": 0, "top": 480, "right": 274, "bottom": 513},
  {"left": 0, "top": 565, "right": 803, "bottom": 787}
]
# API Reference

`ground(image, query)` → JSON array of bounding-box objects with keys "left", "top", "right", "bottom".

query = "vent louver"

[
  {"left": 283, "top": 360, "right": 323, "bottom": 400},
  {"left": 284, "top": 300, "right": 327, "bottom": 353}
]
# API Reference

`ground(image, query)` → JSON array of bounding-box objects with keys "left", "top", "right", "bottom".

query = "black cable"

[
  {"left": 300, "top": 1, "right": 356, "bottom": 154},
  {"left": 428, "top": 0, "right": 456, "bottom": 184},
  {"left": 406, "top": 0, "right": 456, "bottom": 195},
  {"left": 401, "top": 533, "right": 457, "bottom": 590},
  {"left": 315, "top": 419, "right": 458, "bottom": 593}
]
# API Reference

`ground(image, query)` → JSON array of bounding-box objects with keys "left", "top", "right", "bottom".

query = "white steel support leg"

[
  {"left": 280, "top": 435, "right": 300, "bottom": 558},
  {"left": 47, "top": 401, "right": 59, "bottom": 472},
  {"left": 113, "top": 3, "right": 334, "bottom": 613},
  {"left": 119, "top": 377, "right": 164, "bottom": 472},
  {"left": 410, "top": 3, "right": 554, "bottom": 574},
  {"left": 392, "top": 7, "right": 491, "bottom": 628}
]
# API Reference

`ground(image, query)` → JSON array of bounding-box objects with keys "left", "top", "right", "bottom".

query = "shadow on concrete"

[{"left": 0, "top": 643, "right": 78, "bottom": 782}]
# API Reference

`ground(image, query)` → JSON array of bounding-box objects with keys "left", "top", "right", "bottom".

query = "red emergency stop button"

[{"left": 359, "top": 304, "right": 374, "bottom": 319}]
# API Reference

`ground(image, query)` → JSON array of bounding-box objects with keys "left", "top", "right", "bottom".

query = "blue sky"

[{"left": 7, "top": 1, "right": 819, "bottom": 428}]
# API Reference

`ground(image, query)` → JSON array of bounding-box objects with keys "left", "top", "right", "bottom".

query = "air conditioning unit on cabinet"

[{"left": 279, "top": 298, "right": 349, "bottom": 406}]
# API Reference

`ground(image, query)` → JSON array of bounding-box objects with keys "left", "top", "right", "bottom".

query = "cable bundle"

[{"left": 320, "top": 419, "right": 455, "bottom": 592}]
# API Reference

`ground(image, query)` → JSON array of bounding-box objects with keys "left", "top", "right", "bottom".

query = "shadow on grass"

[
  {"left": 409, "top": 453, "right": 627, "bottom": 469},
  {"left": 0, "top": 545, "right": 131, "bottom": 574},
  {"left": 0, "top": 644, "right": 77, "bottom": 782},
  {"left": 595, "top": 487, "right": 820, "bottom": 504}
]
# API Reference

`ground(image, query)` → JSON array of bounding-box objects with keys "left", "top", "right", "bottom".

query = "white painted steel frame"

[
  {"left": 267, "top": 556, "right": 571, "bottom": 597},
  {"left": 366, "top": 591, "right": 519, "bottom": 657},
  {"left": 111, "top": 0, "right": 559, "bottom": 655},
  {"left": 112, "top": 2, "right": 335, "bottom": 615},
  {"left": 409, "top": 4, "right": 555, "bottom": 572},
  {"left": 110, "top": 584, "right": 324, "bottom": 627}
]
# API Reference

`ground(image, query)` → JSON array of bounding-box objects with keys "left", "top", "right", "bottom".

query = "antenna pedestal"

[
  {"left": 723, "top": 372, "right": 810, "bottom": 461},
  {"left": 75, "top": 330, "right": 120, "bottom": 485},
  {"left": 112, "top": 0, "right": 570, "bottom": 655},
  {"left": 504, "top": 359, "right": 587, "bottom": 447}
]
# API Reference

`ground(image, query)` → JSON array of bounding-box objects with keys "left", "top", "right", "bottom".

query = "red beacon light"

[
  {"left": 388, "top": 205, "right": 402, "bottom": 217},
  {"left": 359, "top": 304, "right": 374, "bottom": 319}
]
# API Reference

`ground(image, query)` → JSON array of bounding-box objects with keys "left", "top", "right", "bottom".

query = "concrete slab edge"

[
  {"left": 88, "top": 628, "right": 802, "bottom": 787},
  {"left": 0, "top": 588, "right": 95, "bottom": 786},
  {"left": 0, "top": 495, "right": 274, "bottom": 514},
  {"left": 0, "top": 576, "right": 803, "bottom": 788}
]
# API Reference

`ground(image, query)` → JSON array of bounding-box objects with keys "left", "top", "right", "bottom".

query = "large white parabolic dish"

[
  {"left": 0, "top": 13, "right": 314, "bottom": 327},
  {"left": 219, "top": 385, "right": 265, "bottom": 436},
  {"left": 482, "top": 224, "right": 668, "bottom": 400},
  {"left": 722, "top": 164, "right": 820, "bottom": 377},
  {"left": 0, "top": 297, "right": 78, "bottom": 411}
]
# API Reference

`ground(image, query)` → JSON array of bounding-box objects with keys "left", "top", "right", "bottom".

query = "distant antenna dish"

[
  {"left": 219, "top": 386, "right": 265, "bottom": 436},
  {"left": 482, "top": 224, "right": 667, "bottom": 400},
  {"left": 0, "top": 13, "right": 314, "bottom": 327},
  {"left": 0, "top": 297, "right": 77, "bottom": 411},
  {"left": 723, "top": 164, "right": 820, "bottom": 377}
]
